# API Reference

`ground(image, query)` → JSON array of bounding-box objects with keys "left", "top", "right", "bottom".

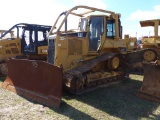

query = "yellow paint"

[{"left": 0, "top": 38, "right": 22, "bottom": 61}]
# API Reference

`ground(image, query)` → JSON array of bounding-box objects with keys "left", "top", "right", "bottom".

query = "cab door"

[{"left": 89, "top": 16, "right": 104, "bottom": 51}]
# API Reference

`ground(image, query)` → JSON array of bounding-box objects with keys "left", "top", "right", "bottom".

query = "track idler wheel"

[
  {"left": 107, "top": 56, "right": 120, "bottom": 70},
  {"left": 143, "top": 50, "right": 157, "bottom": 62}
]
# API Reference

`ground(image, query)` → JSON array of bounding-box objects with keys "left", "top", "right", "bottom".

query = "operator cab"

[
  {"left": 51, "top": 14, "right": 122, "bottom": 52},
  {"left": 21, "top": 24, "right": 51, "bottom": 54},
  {"left": 88, "top": 15, "right": 122, "bottom": 51},
  {"left": 0, "top": 23, "right": 51, "bottom": 55},
  {"left": 49, "top": 6, "right": 122, "bottom": 56}
]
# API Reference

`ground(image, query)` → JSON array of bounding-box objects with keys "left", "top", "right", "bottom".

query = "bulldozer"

[
  {"left": 129, "top": 19, "right": 160, "bottom": 73},
  {"left": 1, "top": 6, "right": 158, "bottom": 108},
  {"left": 0, "top": 23, "right": 51, "bottom": 75},
  {"left": 140, "top": 19, "right": 160, "bottom": 54},
  {"left": 136, "top": 19, "right": 160, "bottom": 103}
]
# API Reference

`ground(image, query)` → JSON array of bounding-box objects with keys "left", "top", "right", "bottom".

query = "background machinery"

[
  {"left": 135, "top": 19, "right": 160, "bottom": 102},
  {"left": 124, "top": 19, "right": 160, "bottom": 73},
  {"left": 140, "top": 19, "right": 160, "bottom": 54},
  {"left": 1, "top": 6, "right": 157, "bottom": 107},
  {"left": 0, "top": 23, "right": 51, "bottom": 75}
]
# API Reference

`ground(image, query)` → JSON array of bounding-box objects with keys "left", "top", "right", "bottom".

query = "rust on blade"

[
  {"left": 137, "top": 61, "right": 160, "bottom": 102},
  {"left": 1, "top": 58, "right": 63, "bottom": 108}
]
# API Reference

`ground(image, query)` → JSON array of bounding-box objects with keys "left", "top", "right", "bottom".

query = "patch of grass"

[
  {"left": 0, "top": 74, "right": 160, "bottom": 120},
  {"left": 62, "top": 77, "right": 159, "bottom": 120}
]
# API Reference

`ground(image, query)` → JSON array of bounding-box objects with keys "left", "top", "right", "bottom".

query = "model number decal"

[{"left": 60, "top": 37, "right": 66, "bottom": 40}]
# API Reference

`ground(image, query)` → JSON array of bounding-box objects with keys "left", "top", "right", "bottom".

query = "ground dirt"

[{"left": 0, "top": 75, "right": 160, "bottom": 120}]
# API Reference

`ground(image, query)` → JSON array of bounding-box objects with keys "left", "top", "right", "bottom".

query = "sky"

[{"left": 0, "top": 0, "right": 160, "bottom": 38}]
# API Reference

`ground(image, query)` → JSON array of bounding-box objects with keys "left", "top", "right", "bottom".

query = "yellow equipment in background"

[
  {"left": 0, "top": 23, "right": 51, "bottom": 75},
  {"left": 1, "top": 6, "right": 157, "bottom": 108},
  {"left": 140, "top": 19, "right": 160, "bottom": 54},
  {"left": 135, "top": 20, "right": 160, "bottom": 102}
]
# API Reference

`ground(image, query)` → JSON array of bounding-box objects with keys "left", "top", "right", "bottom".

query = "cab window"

[
  {"left": 89, "top": 16, "right": 104, "bottom": 51},
  {"left": 106, "top": 20, "right": 115, "bottom": 39}
]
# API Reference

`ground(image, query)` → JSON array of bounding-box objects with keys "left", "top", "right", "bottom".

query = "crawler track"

[
  {"left": 64, "top": 53, "right": 126, "bottom": 94},
  {"left": 64, "top": 48, "right": 158, "bottom": 94}
]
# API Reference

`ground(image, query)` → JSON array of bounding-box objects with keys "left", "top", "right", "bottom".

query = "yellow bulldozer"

[
  {"left": 140, "top": 19, "right": 160, "bottom": 54},
  {"left": 1, "top": 6, "right": 158, "bottom": 108},
  {"left": 136, "top": 19, "right": 160, "bottom": 103},
  {"left": 0, "top": 23, "right": 51, "bottom": 75},
  {"left": 130, "top": 19, "right": 160, "bottom": 73}
]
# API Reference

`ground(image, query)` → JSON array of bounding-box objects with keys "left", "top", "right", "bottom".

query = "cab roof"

[{"left": 140, "top": 19, "right": 160, "bottom": 27}]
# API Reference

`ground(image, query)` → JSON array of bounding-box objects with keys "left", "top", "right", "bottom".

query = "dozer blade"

[
  {"left": 137, "top": 61, "right": 160, "bottom": 103},
  {"left": 1, "top": 59, "right": 63, "bottom": 108}
]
